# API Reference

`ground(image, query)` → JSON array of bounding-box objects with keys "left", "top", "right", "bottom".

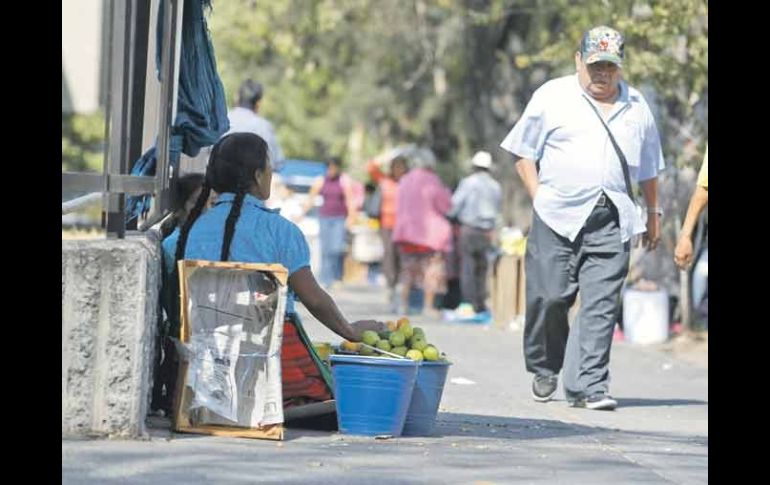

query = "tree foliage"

[
  {"left": 62, "top": 111, "right": 106, "bottom": 173},
  {"left": 61, "top": 0, "right": 707, "bottom": 226},
  {"left": 208, "top": 0, "right": 706, "bottom": 187}
]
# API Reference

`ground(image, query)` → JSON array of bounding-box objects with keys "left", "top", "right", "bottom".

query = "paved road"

[{"left": 63, "top": 283, "right": 707, "bottom": 484}]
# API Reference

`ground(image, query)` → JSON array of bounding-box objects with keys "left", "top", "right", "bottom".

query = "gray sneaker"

[
  {"left": 569, "top": 393, "right": 618, "bottom": 411},
  {"left": 532, "top": 375, "right": 558, "bottom": 402}
]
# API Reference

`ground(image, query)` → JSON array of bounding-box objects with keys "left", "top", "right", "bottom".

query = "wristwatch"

[{"left": 646, "top": 207, "right": 664, "bottom": 217}]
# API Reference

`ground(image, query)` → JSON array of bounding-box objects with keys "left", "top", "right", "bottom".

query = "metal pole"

[
  {"left": 128, "top": 1, "right": 150, "bottom": 171},
  {"left": 102, "top": 0, "right": 125, "bottom": 238},
  {"left": 144, "top": 0, "right": 184, "bottom": 231},
  {"left": 125, "top": 0, "right": 151, "bottom": 231},
  {"left": 62, "top": 193, "right": 103, "bottom": 215},
  {"left": 103, "top": 0, "right": 150, "bottom": 238}
]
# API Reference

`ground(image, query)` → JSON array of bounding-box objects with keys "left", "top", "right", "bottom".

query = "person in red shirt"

[{"left": 368, "top": 155, "right": 409, "bottom": 312}]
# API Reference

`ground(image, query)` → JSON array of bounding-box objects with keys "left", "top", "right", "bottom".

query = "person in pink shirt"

[{"left": 392, "top": 148, "right": 452, "bottom": 316}]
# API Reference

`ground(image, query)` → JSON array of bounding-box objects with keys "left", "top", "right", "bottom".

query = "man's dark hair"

[{"left": 237, "top": 79, "right": 264, "bottom": 109}]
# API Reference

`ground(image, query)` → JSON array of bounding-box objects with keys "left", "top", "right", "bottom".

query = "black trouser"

[
  {"left": 379, "top": 228, "right": 400, "bottom": 289},
  {"left": 459, "top": 225, "right": 492, "bottom": 312},
  {"left": 523, "top": 198, "right": 629, "bottom": 399}
]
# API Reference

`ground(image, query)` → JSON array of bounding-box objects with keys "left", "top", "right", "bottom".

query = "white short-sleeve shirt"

[{"left": 500, "top": 74, "right": 665, "bottom": 242}]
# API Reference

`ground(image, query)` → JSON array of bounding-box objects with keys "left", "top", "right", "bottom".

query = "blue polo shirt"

[{"left": 162, "top": 192, "right": 310, "bottom": 314}]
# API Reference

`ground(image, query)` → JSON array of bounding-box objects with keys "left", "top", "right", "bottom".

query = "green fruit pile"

[{"left": 345, "top": 318, "right": 448, "bottom": 362}]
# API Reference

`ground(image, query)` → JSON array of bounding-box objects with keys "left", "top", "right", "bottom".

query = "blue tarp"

[
  {"left": 126, "top": 0, "right": 229, "bottom": 222},
  {"left": 276, "top": 159, "right": 327, "bottom": 190}
]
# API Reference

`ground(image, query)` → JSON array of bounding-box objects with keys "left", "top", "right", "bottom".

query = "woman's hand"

[{"left": 348, "top": 320, "right": 387, "bottom": 341}]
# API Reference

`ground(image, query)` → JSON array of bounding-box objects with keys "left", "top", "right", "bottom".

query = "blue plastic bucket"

[
  {"left": 329, "top": 354, "right": 419, "bottom": 436},
  {"left": 402, "top": 361, "right": 451, "bottom": 436}
]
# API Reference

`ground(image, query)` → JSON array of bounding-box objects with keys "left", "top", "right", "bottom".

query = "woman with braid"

[
  {"left": 152, "top": 172, "right": 208, "bottom": 415},
  {"left": 162, "top": 132, "right": 385, "bottom": 406}
]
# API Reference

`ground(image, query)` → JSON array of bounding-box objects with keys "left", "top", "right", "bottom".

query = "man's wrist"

[{"left": 646, "top": 206, "right": 663, "bottom": 216}]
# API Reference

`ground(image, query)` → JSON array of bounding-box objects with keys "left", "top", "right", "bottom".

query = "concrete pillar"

[{"left": 62, "top": 232, "right": 161, "bottom": 438}]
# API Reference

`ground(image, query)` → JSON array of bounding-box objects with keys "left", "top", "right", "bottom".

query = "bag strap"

[{"left": 582, "top": 95, "right": 635, "bottom": 204}]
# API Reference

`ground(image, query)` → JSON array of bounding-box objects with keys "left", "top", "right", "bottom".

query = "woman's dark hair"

[
  {"left": 326, "top": 156, "right": 343, "bottom": 169},
  {"left": 172, "top": 173, "right": 205, "bottom": 213},
  {"left": 175, "top": 132, "right": 269, "bottom": 264},
  {"left": 158, "top": 173, "right": 205, "bottom": 239},
  {"left": 391, "top": 155, "right": 409, "bottom": 170}
]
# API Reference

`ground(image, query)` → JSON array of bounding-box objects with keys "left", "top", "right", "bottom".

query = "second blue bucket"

[
  {"left": 329, "top": 354, "right": 419, "bottom": 436},
  {"left": 402, "top": 360, "right": 451, "bottom": 436}
]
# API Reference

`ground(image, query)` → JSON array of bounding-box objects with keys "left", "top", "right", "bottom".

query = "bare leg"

[
  {"left": 424, "top": 289, "right": 440, "bottom": 318},
  {"left": 401, "top": 282, "right": 411, "bottom": 315},
  {"left": 423, "top": 253, "right": 444, "bottom": 318}
]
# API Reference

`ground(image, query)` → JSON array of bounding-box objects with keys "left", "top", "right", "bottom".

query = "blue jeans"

[{"left": 319, "top": 216, "right": 346, "bottom": 287}]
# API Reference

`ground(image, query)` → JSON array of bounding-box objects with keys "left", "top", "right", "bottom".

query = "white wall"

[{"left": 62, "top": 0, "right": 105, "bottom": 113}]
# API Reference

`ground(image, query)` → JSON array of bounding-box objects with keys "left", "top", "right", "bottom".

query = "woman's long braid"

[
  {"left": 175, "top": 148, "right": 218, "bottom": 265},
  {"left": 174, "top": 182, "right": 212, "bottom": 264},
  {"left": 220, "top": 185, "right": 246, "bottom": 261}
]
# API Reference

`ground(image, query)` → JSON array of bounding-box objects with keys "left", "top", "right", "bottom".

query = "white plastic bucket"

[{"left": 622, "top": 289, "right": 669, "bottom": 345}]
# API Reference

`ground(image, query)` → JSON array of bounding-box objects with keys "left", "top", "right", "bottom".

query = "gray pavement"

[{"left": 63, "top": 283, "right": 707, "bottom": 484}]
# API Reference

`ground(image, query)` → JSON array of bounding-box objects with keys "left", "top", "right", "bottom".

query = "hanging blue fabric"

[{"left": 126, "top": 0, "right": 229, "bottom": 222}]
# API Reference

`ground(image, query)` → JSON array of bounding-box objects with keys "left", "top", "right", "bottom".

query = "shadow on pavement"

[{"left": 616, "top": 398, "right": 707, "bottom": 408}]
